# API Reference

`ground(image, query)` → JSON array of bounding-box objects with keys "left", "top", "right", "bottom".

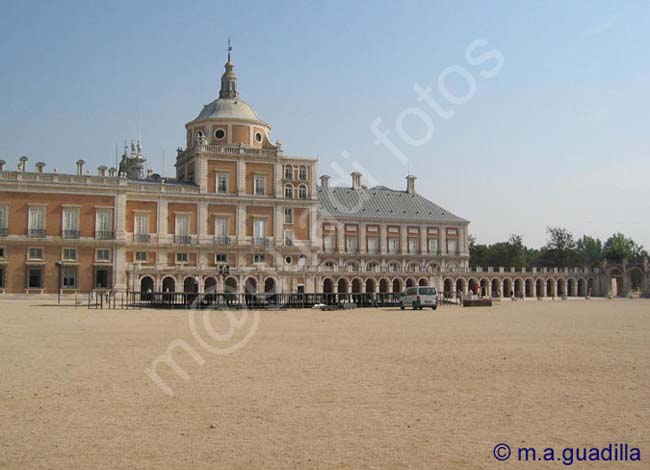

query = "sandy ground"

[{"left": 0, "top": 298, "right": 648, "bottom": 469}]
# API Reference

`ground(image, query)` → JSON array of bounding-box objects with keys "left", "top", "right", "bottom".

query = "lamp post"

[{"left": 55, "top": 260, "right": 63, "bottom": 304}]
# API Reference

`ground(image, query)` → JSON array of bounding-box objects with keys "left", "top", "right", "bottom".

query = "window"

[
  {"left": 176, "top": 252, "right": 188, "bottom": 263},
  {"left": 95, "top": 268, "right": 111, "bottom": 289},
  {"left": 447, "top": 239, "right": 458, "bottom": 256},
  {"left": 0, "top": 247, "right": 4, "bottom": 259},
  {"left": 0, "top": 266, "right": 4, "bottom": 288},
  {"left": 284, "top": 207, "right": 293, "bottom": 224},
  {"left": 215, "top": 217, "right": 228, "bottom": 237},
  {"left": 196, "top": 130, "right": 204, "bottom": 140},
  {"left": 95, "top": 209, "right": 113, "bottom": 239},
  {"left": 175, "top": 214, "right": 190, "bottom": 236},
  {"left": 284, "top": 229, "right": 294, "bottom": 246},
  {"left": 366, "top": 262, "right": 378, "bottom": 272},
  {"left": 254, "top": 219, "right": 267, "bottom": 240},
  {"left": 0, "top": 206, "right": 7, "bottom": 236},
  {"left": 214, "top": 128, "right": 225, "bottom": 140},
  {"left": 215, "top": 253, "right": 227, "bottom": 263},
  {"left": 27, "top": 267, "right": 43, "bottom": 289},
  {"left": 62, "top": 266, "right": 77, "bottom": 289},
  {"left": 388, "top": 263, "right": 399, "bottom": 273},
  {"left": 135, "top": 251, "right": 148, "bottom": 262},
  {"left": 28, "top": 247, "right": 43, "bottom": 260},
  {"left": 345, "top": 236, "right": 357, "bottom": 254},
  {"left": 135, "top": 214, "right": 149, "bottom": 234},
  {"left": 216, "top": 173, "right": 228, "bottom": 193},
  {"left": 254, "top": 176, "right": 265, "bottom": 196},
  {"left": 62, "top": 207, "right": 79, "bottom": 239},
  {"left": 253, "top": 254, "right": 265, "bottom": 264},
  {"left": 367, "top": 237, "right": 379, "bottom": 254},
  {"left": 428, "top": 238, "right": 439, "bottom": 254},
  {"left": 298, "top": 166, "right": 307, "bottom": 180},
  {"left": 284, "top": 184, "right": 293, "bottom": 199},
  {"left": 255, "top": 132, "right": 262, "bottom": 143},
  {"left": 284, "top": 165, "right": 293, "bottom": 179},
  {"left": 323, "top": 235, "right": 335, "bottom": 253},
  {"left": 388, "top": 238, "right": 399, "bottom": 255},
  {"left": 408, "top": 238, "right": 419, "bottom": 254},
  {"left": 298, "top": 185, "right": 307, "bottom": 200},
  {"left": 63, "top": 248, "right": 77, "bottom": 261},
  {"left": 96, "top": 249, "right": 111, "bottom": 261},
  {"left": 28, "top": 206, "right": 45, "bottom": 237}
]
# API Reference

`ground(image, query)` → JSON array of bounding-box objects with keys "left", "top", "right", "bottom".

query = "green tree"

[
  {"left": 576, "top": 235, "right": 603, "bottom": 266},
  {"left": 603, "top": 233, "right": 647, "bottom": 261},
  {"left": 536, "top": 227, "right": 580, "bottom": 267}
]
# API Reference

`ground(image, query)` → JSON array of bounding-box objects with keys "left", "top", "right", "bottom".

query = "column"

[
  {"left": 237, "top": 160, "right": 246, "bottom": 195},
  {"left": 379, "top": 223, "right": 387, "bottom": 255},
  {"left": 420, "top": 225, "right": 427, "bottom": 255},
  {"left": 336, "top": 222, "right": 345, "bottom": 255},
  {"left": 237, "top": 204, "right": 247, "bottom": 243},
  {"left": 359, "top": 223, "right": 366, "bottom": 254},
  {"left": 158, "top": 198, "right": 168, "bottom": 241},
  {"left": 400, "top": 225, "right": 408, "bottom": 255},
  {"left": 114, "top": 192, "right": 127, "bottom": 241},
  {"left": 198, "top": 201, "right": 208, "bottom": 242},
  {"left": 440, "top": 226, "right": 447, "bottom": 256}
]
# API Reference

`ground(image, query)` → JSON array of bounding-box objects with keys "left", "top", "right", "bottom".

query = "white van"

[{"left": 400, "top": 286, "right": 438, "bottom": 310}]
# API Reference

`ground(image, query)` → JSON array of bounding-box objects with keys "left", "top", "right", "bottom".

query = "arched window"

[
  {"left": 284, "top": 184, "right": 294, "bottom": 199},
  {"left": 195, "top": 130, "right": 204, "bottom": 141},
  {"left": 366, "top": 262, "right": 379, "bottom": 272},
  {"left": 298, "top": 165, "right": 307, "bottom": 180},
  {"left": 388, "top": 263, "right": 400, "bottom": 273},
  {"left": 298, "top": 185, "right": 307, "bottom": 199},
  {"left": 324, "top": 261, "right": 335, "bottom": 271},
  {"left": 284, "top": 165, "right": 293, "bottom": 179},
  {"left": 346, "top": 262, "right": 360, "bottom": 272},
  {"left": 407, "top": 263, "right": 420, "bottom": 273}
]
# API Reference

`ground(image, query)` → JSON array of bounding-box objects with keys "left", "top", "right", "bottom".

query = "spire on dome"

[{"left": 219, "top": 38, "right": 238, "bottom": 99}]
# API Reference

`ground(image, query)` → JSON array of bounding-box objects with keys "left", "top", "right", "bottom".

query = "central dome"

[{"left": 194, "top": 97, "right": 260, "bottom": 122}]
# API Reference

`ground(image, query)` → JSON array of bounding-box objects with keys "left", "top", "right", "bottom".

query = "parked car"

[{"left": 400, "top": 286, "right": 438, "bottom": 310}]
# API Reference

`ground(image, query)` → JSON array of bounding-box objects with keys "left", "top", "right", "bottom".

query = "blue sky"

[{"left": 1, "top": 0, "right": 649, "bottom": 247}]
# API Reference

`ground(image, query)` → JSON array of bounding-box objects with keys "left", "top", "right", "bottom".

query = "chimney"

[
  {"left": 18, "top": 155, "right": 28, "bottom": 172},
  {"left": 97, "top": 165, "right": 107, "bottom": 176},
  {"left": 0, "top": 160, "right": 5, "bottom": 171},
  {"left": 108, "top": 167, "right": 116, "bottom": 177},
  {"left": 35, "top": 162, "right": 46, "bottom": 173},
  {"left": 351, "top": 172, "right": 362, "bottom": 190},
  {"left": 320, "top": 174, "right": 330, "bottom": 190},
  {"left": 76, "top": 160, "right": 85, "bottom": 176},
  {"left": 406, "top": 175, "right": 416, "bottom": 194}
]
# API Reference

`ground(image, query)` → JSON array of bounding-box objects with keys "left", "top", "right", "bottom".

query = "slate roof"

[{"left": 317, "top": 186, "right": 468, "bottom": 223}]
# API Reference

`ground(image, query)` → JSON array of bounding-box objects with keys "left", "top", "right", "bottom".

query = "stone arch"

[
  {"left": 140, "top": 275, "right": 154, "bottom": 293},
  {"left": 609, "top": 268, "right": 624, "bottom": 297},
  {"left": 418, "top": 277, "right": 429, "bottom": 287},
  {"left": 587, "top": 278, "right": 595, "bottom": 296},
  {"left": 337, "top": 278, "right": 348, "bottom": 294},
  {"left": 379, "top": 278, "right": 390, "bottom": 293},
  {"left": 351, "top": 277, "right": 363, "bottom": 294},
  {"left": 443, "top": 278, "right": 453, "bottom": 295},
  {"left": 244, "top": 277, "right": 258, "bottom": 294},
  {"left": 405, "top": 277, "right": 417, "bottom": 288},
  {"left": 577, "top": 278, "right": 586, "bottom": 297},
  {"left": 455, "top": 278, "right": 466, "bottom": 295},
  {"left": 514, "top": 277, "right": 525, "bottom": 298},
  {"left": 503, "top": 278, "right": 513, "bottom": 297},
  {"left": 536, "top": 278, "right": 544, "bottom": 297},
  {"left": 546, "top": 278, "right": 555, "bottom": 297},
  {"left": 321, "top": 259, "right": 338, "bottom": 272},
  {"left": 224, "top": 276, "right": 238, "bottom": 295},
  {"left": 467, "top": 278, "right": 479, "bottom": 295},
  {"left": 161, "top": 276, "right": 176, "bottom": 293},
  {"left": 392, "top": 278, "right": 403, "bottom": 294},
  {"left": 425, "top": 261, "right": 440, "bottom": 273},
  {"left": 557, "top": 278, "right": 566, "bottom": 297},
  {"left": 479, "top": 278, "right": 490, "bottom": 297},
  {"left": 264, "top": 277, "right": 277, "bottom": 294},
  {"left": 323, "top": 277, "right": 334, "bottom": 294},
  {"left": 365, "top": 278, "right": 376, "bottom": 293},
  {"left": 365, "top": 261, "right": 380, "bottom": 272},
  {"left": 183, "top": 276, "right": 198, "bottom": 293},
  {"left": 204, "top": 276, "right": 218, "bottom": 294},
  {"left": 491, "top": 278, "right": 501, "bottom": 297},
  {"left": 525, "top": 278, "right": 534, "bottom": 298}
]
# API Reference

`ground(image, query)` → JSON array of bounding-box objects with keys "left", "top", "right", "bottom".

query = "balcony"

[
  {"left": 95, "top": 231, "right": 115, "bottom": 240},
  {"left": 214, "top": 236, "right": 231, "bottom": 245},
  {"left": 62, "top": 230, "right": 80, "bottom": 240},
  {"left": 0, "top": 228, "right": 7, "bottom": 238},
  {"left": 252, "top": 237, "right": 269, "bottom": 246},
  {"left": 133, "top": 233, "right": 151, "bottom": 243},
  {"left": 174, "top": 235, "right": 192, "bottom": 245},
  {"left": 367, "top": 249, "right": 379, "bottom": 255},
  {"left": 28, "top": 229, "right": 46, "bottom": 239}
]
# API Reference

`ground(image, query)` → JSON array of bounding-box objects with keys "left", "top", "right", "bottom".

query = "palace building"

[{"left": 1, "top": 53, "right": 641, "bottom": 298}]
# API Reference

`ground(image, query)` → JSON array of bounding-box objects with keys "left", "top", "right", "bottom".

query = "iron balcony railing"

[
  {"left": 215, "top": 236, "right": 231, "bottom": 245},
  {"left": 133, "top": 234, "right": 151, "bottom": 243},
  {"left": 174, "top": 235, "right": 192, "bottom": 245},
  {"left": 95, "top": 231, "right": 115, "bottom": 240},
  {"left": 28, "top": 228, "right": 46, "bottom": 238},
  {"left": 62, "top": 230, "right": 80, "bottom": 240},
  {"left": 252, "top": 237, "right": 269, "bottom": 246}
]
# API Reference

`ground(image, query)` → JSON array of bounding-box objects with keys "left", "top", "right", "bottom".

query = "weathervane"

[{"left": 227, "top": 37, "right": 232, "bottom": 62}]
